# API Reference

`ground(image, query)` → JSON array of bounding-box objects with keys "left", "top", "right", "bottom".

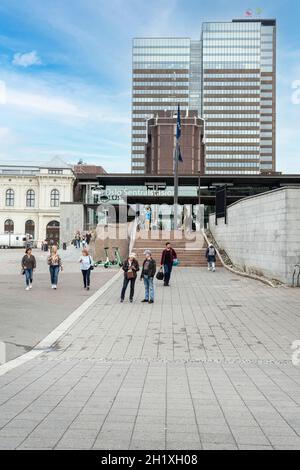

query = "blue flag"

[
  {"left": 176, "top": 104, "right": 181, "bottom": 140},
  {"left": 176, "top": 104, "right": 183, "bottom": 162}
]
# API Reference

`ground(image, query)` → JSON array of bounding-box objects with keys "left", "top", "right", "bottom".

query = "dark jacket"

[
  {"left": 22, "top": 254, "right": 36, "bottom": 270},
  {"left": 161, "top": 248, "right": 177, "bottom": 266},
  {"left": 206, "top": 246, "right": 217, "bottom": 262},
  {"left": 122, "top": 259, "right": 140, "bottom": 278},
  {"left": 141, "top": 258, "right": 156, "bottom": 278}
]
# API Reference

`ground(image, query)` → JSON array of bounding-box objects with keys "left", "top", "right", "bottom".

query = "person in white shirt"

[{"left": 79, "top": 249, "right": 94, "bottom": 290}]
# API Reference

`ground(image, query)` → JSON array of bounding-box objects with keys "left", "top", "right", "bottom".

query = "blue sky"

[{"left": 0, "top": 0, "right": 299, "bottom": 173}]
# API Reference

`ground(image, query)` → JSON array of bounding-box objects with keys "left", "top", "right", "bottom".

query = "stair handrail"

[{"left": 292, "top": 264, "right": 300, "bottom": 288}]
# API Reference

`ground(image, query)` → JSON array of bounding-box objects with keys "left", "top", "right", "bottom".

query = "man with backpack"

[{"left": 206, "top": 243, "right": 217, "bottom": 272}]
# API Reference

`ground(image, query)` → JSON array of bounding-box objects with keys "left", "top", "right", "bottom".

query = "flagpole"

[{"left": 174, "top": 142, "right": 179, "bottom": 230}]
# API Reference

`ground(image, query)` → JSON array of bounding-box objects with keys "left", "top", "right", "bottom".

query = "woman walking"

[
  {"left": 141, "top": 250, "right": 156, "bottom": 304},
  {"left": 79, "top": 249, "right": 94, "bottom": 291},
  {"left": 47, "top": 245, "right": 63, "bottom": 289},
  {"left": 120, "top": 253, "right": 139, "bottom": 303},
  {"left": 21, "top": 248, "right": 36, "bottom": 291}
]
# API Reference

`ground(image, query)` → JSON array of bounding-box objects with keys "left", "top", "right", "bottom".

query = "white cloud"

[
  {"left": 7, "top": 87, "right": 86, "bottom": 118},
  {"left": 12, "top": 50, "right": 41, "bottom": 67}
]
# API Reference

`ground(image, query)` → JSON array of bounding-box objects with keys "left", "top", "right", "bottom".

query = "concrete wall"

[
  {"left": 60, "top": 203, "right": 84, "bottom": 244},
  {"left": 209, "top": 187, "right": 300, "bottom": 285}
]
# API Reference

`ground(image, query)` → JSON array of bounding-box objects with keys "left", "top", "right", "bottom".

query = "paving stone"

[{"left": 1, "top": 268, "right": 300, "bottom": 450}]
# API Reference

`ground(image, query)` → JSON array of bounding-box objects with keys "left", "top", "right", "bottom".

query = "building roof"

[
  {"left": 0, "top": 156, "right": 72, "bottom": 170},
  {"left": 73, "top": 165, "right": 107, "bottom": 176}
]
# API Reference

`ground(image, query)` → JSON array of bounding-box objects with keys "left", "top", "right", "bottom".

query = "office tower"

[
  {"left": 202, "top": 19, "right": 276, "bottom": 175},
  {"left": 131, "top": 19, "right": 276, "bottom": 175},
  {"left": 131, "top": 38, "right": 201, "bottom": 174}
]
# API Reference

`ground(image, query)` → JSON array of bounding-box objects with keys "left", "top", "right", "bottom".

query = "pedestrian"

[
  {"left": 160, "top": 242, "right": 177, "bottom": 286},
  {"left": 47, "top": 245, "right": 63, "bottom": 289},
  {"left": 120, "top": 253, "right": 139, "bottom": 303},
  {"left": 79, "top": 248, "right": 94, "bottom": 290},
  {"left": 141, "top": 250, "right": 156, "bottom": 304},
  {"left": 41, "top": 240, "right": 44, "bottom": 251},
  {"left": 21, "top": 248, "right": 36, "bottom": 291},
  {"left": 145, "top": 206, "right": 152, "bottom": 231},
  {"left": 86, "top": 232, "right": 92, "bottom": 245},
  {"left": 75, "top": 232, "right": 81, "bottom": 249},
  {"left": 206, "top": 243, "right": 217, "bottom": 272}
]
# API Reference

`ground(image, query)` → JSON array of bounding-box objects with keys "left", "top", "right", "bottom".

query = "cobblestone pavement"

[{"left": 0, "top": 267, "right": 300, "bottom": 450}]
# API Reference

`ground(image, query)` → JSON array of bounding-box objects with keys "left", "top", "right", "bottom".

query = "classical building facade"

[{"left": 0, "top": 157, "right": 75, "bottom": 246}]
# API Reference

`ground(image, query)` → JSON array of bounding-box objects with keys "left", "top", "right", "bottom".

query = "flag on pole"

[{"left": 175, "top": 104, "right": 183, "bottom": 162}]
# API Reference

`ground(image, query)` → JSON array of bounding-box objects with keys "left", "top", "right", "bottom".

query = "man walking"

[
  {"left": 206, "top": 243, "right": 217, "bottom": 272},
  {"left": 160, "top": 242, "right": 177, "bottom": 287}
]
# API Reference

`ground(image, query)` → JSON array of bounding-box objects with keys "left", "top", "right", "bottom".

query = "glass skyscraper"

[
  {"left": 131, "top": 19, "right": 276, "bottom": 175},
  {"left": 202, "top": 19, "right": 276, "bottom": 175},
  {"left": 131, "top": 38, "right": 201, "bottom": 174}
]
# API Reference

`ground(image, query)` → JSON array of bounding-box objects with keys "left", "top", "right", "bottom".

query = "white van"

[{"left": 0, "top": 234, "right": 34, "bottom": 249}]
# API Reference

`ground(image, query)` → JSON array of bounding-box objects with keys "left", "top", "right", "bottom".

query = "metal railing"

[{"left": 292, "top": 265, "right": 300, "bottom": 288}]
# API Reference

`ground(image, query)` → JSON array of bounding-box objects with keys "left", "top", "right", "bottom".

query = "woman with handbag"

[
  {"left": 21, "top": 248, "right": 36, "bottom": 291},
  {"left": 120, "top": 253, "right": 139, "bottom": 303},
  {"left": 47, "top": 245, "right": 63, "bottom": 289},
  {"left": 79, "top": 248, "right": 94, "bottom": 291}
]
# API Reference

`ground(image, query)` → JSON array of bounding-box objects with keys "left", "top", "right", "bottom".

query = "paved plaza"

[
  {"left": 0, "top": 248, "right": 116, "bottom": 361},
  {"left": 0, "top": 265, "right": 300, "bottom": 450}
]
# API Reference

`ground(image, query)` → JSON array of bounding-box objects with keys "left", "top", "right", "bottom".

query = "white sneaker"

[
  {"left": 51, "top": 285, "right": 54, "bottom": 289},
  {"left": 26, "top": 286, "right": 30, "bottom": 291},
  {"left": 53, "top": 285, "right": 57, "bottom": 290},
  {"left": 29, "top": 284, "right": 32, "bottom": 289}
]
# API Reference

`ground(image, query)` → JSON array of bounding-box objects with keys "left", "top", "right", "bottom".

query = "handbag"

[
  {"left": 156, "top": 267, "right": 164, "bottom": 281},
  {"left": 173, "top": 258, "right": 179, "bottom": 267},
  {"left": 127, "top": 269, "right": 135, "bottom": 280},
  {"left": 89, "top": 256, "right": 94, "bottom": 270}
]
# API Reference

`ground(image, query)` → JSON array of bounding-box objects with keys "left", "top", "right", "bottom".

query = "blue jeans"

[
  {"left": 24, "top": 268, "right": 33, "bottom": 286},
  {"left": 143, "top": 275, "right": 154, "bottom": 301},
  {"left": 163, "top": 264, "right": 173, "bottom": 285},
  {"left": 50, "top": 265, "right": 60, "bottom": 285}
]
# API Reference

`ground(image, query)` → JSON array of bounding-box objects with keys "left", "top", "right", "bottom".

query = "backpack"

[{"left": 208, "top": 247, "right": 215, "bottom": 257}]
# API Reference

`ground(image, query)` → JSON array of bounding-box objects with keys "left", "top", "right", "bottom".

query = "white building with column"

[{"left": 0, "top": 157, "right": 75, "bottom": 247}]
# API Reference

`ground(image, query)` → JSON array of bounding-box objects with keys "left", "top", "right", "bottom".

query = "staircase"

[{"left": 132, "top": 230, "right": 220, "bottom": 267}]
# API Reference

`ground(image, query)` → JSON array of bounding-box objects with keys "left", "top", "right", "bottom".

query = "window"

[
  {"left": 49, "top": 169, "right": 63, "bottom": 175},
  {"left": 6, "top": 189, "right": 14, "bottom": 207},
  {"left": 26, "top": 189, "right": 35, "bottom": 207},
  {"left": 25, "top": 220, "right": 35, "bottom": 238},
  {"left": 50, "top": 189, "right": 60, "bottom": 207},
  {"left": 4, "top": 219, "right": 14, "bottom": 233}
]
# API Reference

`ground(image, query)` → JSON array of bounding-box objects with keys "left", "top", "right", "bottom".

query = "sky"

[{"left": 0, "top": 0, "right": 300, "bottom": 173}]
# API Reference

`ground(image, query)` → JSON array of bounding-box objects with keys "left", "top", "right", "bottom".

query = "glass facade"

[
  {"left": 201, "top": 20, "right": 276, "bottom": 174},
  {"left": 131, "top": 38, "right": 201, "bottom": 174},
  {"left": 131, "top": 19, "right": 276, "bottom": 175}
]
